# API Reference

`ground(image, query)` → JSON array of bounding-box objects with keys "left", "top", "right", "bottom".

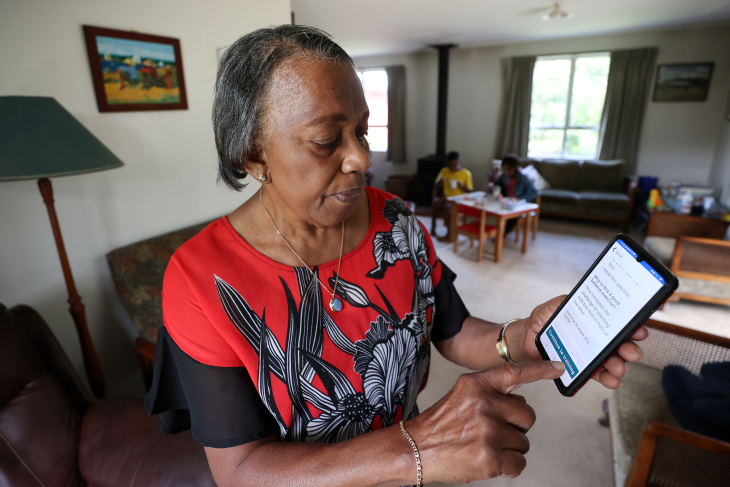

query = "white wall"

[
  {"left": 0, "top": 0, "right": 291, "bottom": 397},
  {"left": 356, "top": 24, "right": 730, "bottom": 192}
]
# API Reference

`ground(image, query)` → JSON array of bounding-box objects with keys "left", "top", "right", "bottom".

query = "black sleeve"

[
  {"left": 430, "top": 260, "right": 470, "bottom": 342},
  {"left": 144, "top": 326, "right": 279, "bottom": 448}
]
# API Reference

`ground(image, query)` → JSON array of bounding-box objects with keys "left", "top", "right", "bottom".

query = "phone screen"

[{"left": 539, "top": 239, "right": 666, "bottom": 387}]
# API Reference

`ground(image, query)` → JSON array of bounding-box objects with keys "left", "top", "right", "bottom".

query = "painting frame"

[
  {"left": 653, "top": 63, "right": 714, "bottom": 103},
  {"left": 83, "top": 25, "right": 188, "bottom": 112}
]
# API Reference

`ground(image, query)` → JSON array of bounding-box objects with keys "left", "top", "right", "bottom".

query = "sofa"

[
  {"left": 518, "top": 158, "right": 637, "bottom": 229},
  {"left": 0, "top": 302, "right": 215, "bottom": 487}
]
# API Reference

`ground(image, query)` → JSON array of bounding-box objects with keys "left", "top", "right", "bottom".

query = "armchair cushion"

[
  {"left": 106, "top": 221, "right": 213, "bottom": 343},
  {"left": 79, "top": 397, "right": 215, "bottom": 487},
  {"left": 678, "top": 277, "right": 730, "bottom": 301},
  {"left": 644, "top": 236, "right": 677, "bottom": 266}
]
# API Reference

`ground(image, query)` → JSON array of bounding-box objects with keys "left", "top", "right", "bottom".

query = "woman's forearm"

[
  {"left": 205, "top": 423, "right": 415, "bottom": 487},
  {"left": 434, "top": 316, "right": 527, "bottom": 370}
]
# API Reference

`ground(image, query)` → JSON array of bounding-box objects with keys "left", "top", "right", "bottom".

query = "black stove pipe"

[{"left": 431, "top": 43, "right": 457, "bottom": 158}]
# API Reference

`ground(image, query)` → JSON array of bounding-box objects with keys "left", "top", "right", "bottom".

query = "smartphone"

[{"left": 535, "top": 234, "right": 678, "bottom": 397}]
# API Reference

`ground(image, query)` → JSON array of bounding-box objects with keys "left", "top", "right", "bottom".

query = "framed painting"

[
  {"left": 653, "top": 63, "right": 714, "bottom": 102},
  {"left": 83, "top": 25, "right": 188, "bottom": 112}
]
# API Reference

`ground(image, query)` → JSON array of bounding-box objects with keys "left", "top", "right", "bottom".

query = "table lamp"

[{"left": 0, "top": 96, "right": 124, "bottom": 397}]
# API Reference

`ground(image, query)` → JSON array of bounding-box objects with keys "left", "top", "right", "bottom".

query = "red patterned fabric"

[{"left": 162, "top": 188, "right": 446, "bottom": 443}]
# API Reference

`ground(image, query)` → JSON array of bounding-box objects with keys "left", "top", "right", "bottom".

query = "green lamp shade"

[{"left": 0, "top": 96, "right": 124, "bottom": 181}]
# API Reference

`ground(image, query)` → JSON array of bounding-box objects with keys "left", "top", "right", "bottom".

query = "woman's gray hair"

[{"left": 213, "top": 25, "right": 353, "bottom": 191}]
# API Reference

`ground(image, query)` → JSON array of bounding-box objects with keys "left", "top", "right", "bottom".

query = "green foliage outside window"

[{"left": 528, "top": 55, "right": 610, "bottom": 159}]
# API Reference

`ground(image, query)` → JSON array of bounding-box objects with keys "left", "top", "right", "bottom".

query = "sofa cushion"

[
  {"left": 577, "top": 191, "right": 630, "bottom": 208},
  {"left": 582, "top": 159, "right": 626, "bottom": 192},
  {"left": 517, "top": 158, "right": 540, "bottom": 172},
  {"left": 538, "top": 160, "right": 581, "bottom": 190},
  {"left": 540, "top": 188, "right": 580, "bottom": 202},
  {"left": 541, "top": 202, "right": 629, "bottom": 220},
  {"left": 0, "top": 304, "right": 86, "bottom": 487},
  {"left": 0, "top": 376, "right": 84, "bottom": 487},
  {"left": 80, "top": 398, "right": 216, "bottom": 487}
]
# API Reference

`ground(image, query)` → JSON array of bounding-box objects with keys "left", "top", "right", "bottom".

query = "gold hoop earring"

[{"left": 258, "top": 175, "right": 267, "bottom": 183}]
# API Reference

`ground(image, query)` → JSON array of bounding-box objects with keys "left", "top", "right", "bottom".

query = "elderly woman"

[{"left": 145, "top": 25, "right": 646, "bottom": 486}]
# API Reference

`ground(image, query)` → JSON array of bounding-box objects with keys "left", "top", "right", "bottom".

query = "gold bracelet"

[
  {"left": 496, "top": 318, "right": 520, "bottom": 363},
  {"left": 399, "top": 421, "right": 422, "bottom": 487}
]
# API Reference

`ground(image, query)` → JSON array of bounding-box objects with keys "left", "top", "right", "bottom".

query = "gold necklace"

[{"left": 259, "top": 187, "right": 345, "bottom": 312}]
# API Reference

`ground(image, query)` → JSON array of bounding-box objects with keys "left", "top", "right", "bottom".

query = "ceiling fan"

[
  {"left": 543, "top": 3, "right": 573, "bottom": 20},
  {"left": 520, "top": 2, "right": 574, "bottom": 21}
]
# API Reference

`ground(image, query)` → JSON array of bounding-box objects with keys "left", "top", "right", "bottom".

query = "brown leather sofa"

[{"left": 0, "top": 303, "right": 215, "bottom": 487}]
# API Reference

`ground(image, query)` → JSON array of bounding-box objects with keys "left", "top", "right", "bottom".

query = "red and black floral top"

[{"left": 145, "top": 188, "right": 469, "bottom": 447}]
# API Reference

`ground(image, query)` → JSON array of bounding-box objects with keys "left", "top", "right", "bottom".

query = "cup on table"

[{"left": 448, "top": 179, "right": 458, "bottom": 190}]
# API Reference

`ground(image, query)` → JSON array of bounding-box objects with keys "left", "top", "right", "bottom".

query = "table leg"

[
  {"left": 449, "top": 203, "right": 458, "bottom": 243},
  {"left": 477, "top": 210, "right": 486, "bottom": 263},
  {"left": 495, "top": 216, "right": 506, "bottom": 263},
  {"left": 451, "top": 206, "right": 460, "bottom": 254},
  {"left": 522, "top": 213, "right": 531, "bottom": 253}
]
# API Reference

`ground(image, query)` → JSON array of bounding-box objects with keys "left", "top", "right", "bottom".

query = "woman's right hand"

[{"left": 404, "top": 360, "right": 565, "bottom": 484}]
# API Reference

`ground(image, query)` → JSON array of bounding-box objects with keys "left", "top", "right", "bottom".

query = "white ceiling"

[{"left": 291, "top": 0, "right": 730, "bottom": 57}]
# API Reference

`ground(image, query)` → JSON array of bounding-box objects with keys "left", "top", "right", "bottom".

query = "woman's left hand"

[{"left": 508, "top": 296, "right": 648, "bottom": 389}]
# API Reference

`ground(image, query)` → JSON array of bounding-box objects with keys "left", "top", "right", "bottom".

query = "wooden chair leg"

[
  {"left": 135, "top": 338, "right": 156, "bottom": 391},
  {"left": 477, "top": 211, "right": 486, "bottom": 262},
  {"left": 532, "top": 211, "right": 539, "bottom": 241},
  {"left": 514, "top": 219, "right": 521, "bottom": 243}
]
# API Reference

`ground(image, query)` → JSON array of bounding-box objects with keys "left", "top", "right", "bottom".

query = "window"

[
  {"left": 528, "top": 53, "right": 610, "bottom": 160},
  {"left": 356, "top": 68, "right": 388, "bottom": 152}
]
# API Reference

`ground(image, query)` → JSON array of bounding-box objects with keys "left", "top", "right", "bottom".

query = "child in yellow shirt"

[{"left": 432, "top": 151, "right": 473, "bottom": 240}]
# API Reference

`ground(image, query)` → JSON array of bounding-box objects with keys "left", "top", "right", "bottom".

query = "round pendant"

[{"left": 329, "top": 297, "right": 343, "bottom": 312}]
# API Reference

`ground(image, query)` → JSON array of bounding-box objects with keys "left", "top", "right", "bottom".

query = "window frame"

[
  {"left": 356, "top": 67, "right": 388, "bottom": 152},
  {"left": 528, "top": 52, "right": 611, "bottom": 160}
]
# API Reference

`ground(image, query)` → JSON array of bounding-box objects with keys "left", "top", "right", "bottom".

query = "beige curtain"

[
  {"left": 385, "top": 65, "right": 406, "bottom": 162},
  {"left": 495, "top": 56, "right": 537, "bottom": 158},
  {"left": 598, "top": 48, "right": 658, "bottom": 174}
]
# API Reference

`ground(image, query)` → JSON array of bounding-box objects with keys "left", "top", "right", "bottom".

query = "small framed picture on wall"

[
  {"left": 653, "top": 63, "right": 714, "bottom": 102},
  {"left": 83, "top": 25, "right": 188, "bottom": 112}
]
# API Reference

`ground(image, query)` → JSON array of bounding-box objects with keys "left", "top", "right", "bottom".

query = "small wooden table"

[{"left": 447, "top": 192, "right": 539, "bottom": 262}]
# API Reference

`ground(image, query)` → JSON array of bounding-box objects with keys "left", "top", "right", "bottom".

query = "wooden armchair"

[
  {"left": 106, "top": 219, "right": 214, "bottom": 390},
  {"left": 626, "top": 420, "right": 730, "bottom": 486},
  {"left": 607, "top": 319, "right": 730, "bottom": 487},
  {"left": 643, "top": 212, "right": 730, "bottom": 266},
  {"left": 668, "top": 236, "right": 730, "bottom": 306}
]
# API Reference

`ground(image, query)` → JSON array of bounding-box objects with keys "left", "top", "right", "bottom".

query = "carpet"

[{"left": 416, "top": 215, "right": 730, "bottom": 487}]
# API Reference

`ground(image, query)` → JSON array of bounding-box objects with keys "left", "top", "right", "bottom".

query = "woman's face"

[{"left": 251, "top": 59, "right": 371, "bottom": 228}]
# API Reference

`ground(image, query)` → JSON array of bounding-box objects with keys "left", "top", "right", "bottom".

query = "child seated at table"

[
  {"left": 432, "top": 151, "right": 473, "bottom": 241},
  {"left": 495, "top": 154, "right": 538, "bottom": 233}
]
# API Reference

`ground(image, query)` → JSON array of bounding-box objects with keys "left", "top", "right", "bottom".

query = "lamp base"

[{"left": 38, "top": 178, "right": 105, "bottom": 398}]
